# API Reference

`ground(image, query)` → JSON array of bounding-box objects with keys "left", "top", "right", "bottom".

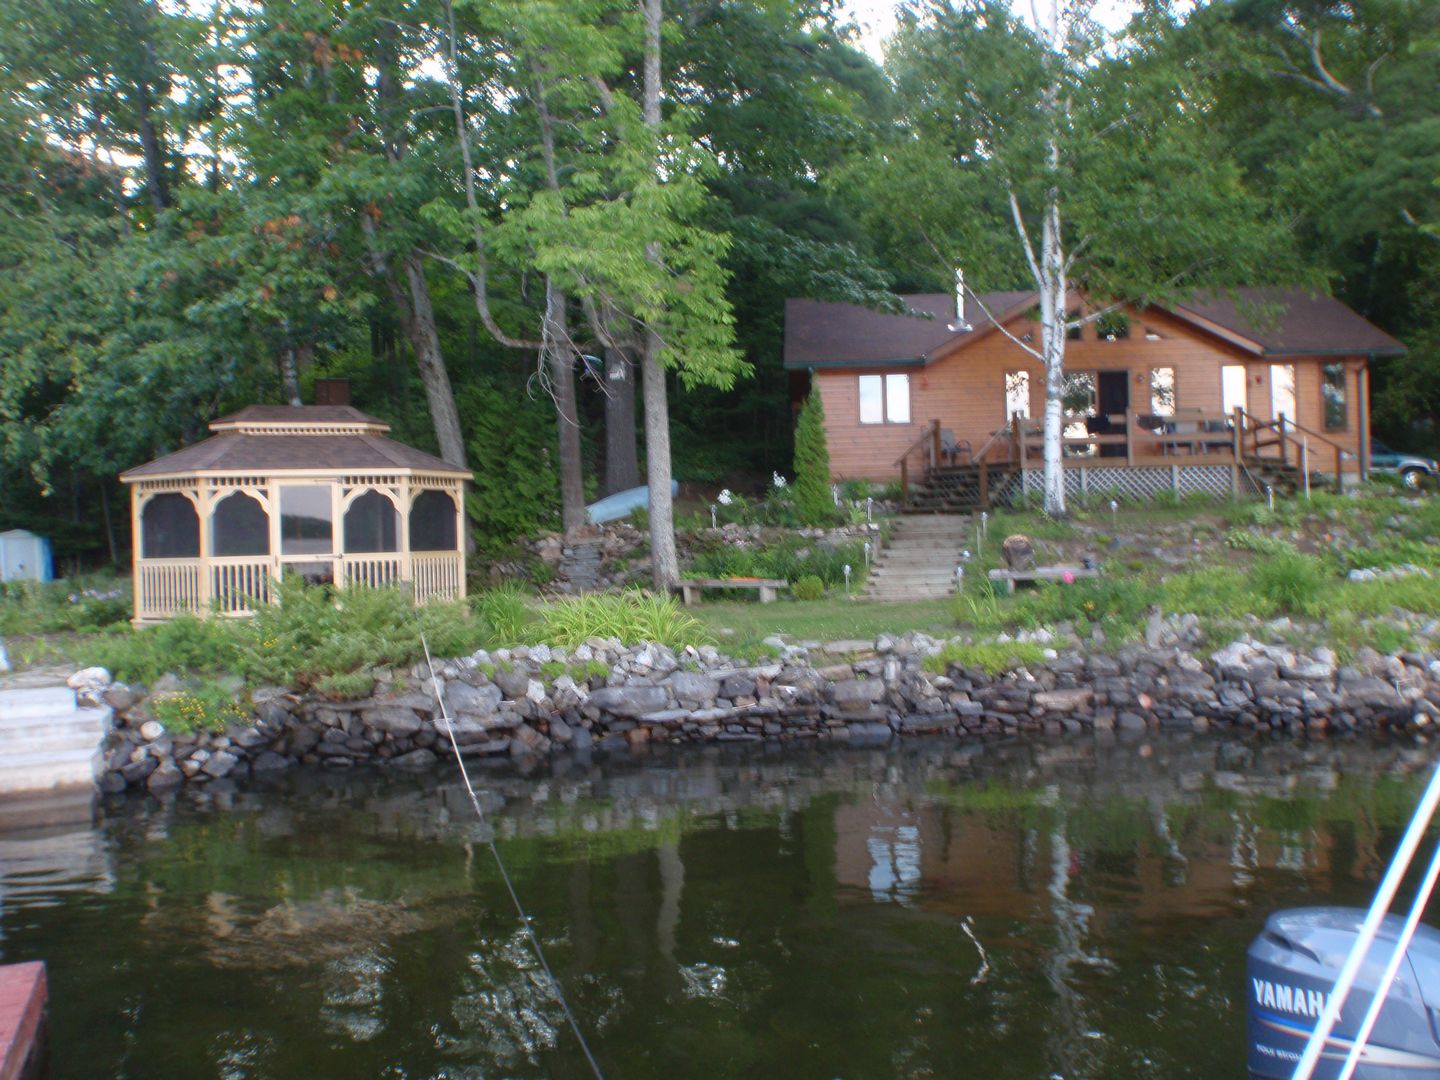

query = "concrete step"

[
  {"left": 0, "top": 687, "right": 77, "bottom": 721},
  {"left": 1, "top": 708, "right": 109, "bottom": 734},
  {"left": 0, "top": 747, "right": 103, "bottom": 796}
]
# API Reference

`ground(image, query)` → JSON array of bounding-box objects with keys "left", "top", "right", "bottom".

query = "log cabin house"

[{"left": 784, "top": 285, "right": 1405, "bottom": 510}]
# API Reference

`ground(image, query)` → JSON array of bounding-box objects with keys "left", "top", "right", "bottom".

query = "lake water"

[{"left": 2, "top": 735, "right": 1436, "bottom": 1079}]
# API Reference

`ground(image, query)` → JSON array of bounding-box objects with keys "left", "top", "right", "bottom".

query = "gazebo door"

[{"left": 277, "top": 483, "right": 339, "bottom": 585}]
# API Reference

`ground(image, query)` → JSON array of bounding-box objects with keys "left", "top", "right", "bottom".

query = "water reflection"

[{"left": 0, "top": 734, "right": 1436, "bottom": 1079}]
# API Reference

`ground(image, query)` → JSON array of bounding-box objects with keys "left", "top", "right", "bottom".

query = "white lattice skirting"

[{"left": 1007, "top": 464, "right": 1243, "bottom": 504}]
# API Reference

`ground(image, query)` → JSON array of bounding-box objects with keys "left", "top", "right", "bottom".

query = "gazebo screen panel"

[
  {"left": 141, "top": 493, "right": 200, "bottom": 559},
  {"left": 280, "top": 485, "right": 334, "bottom": 555},
  {"left": 343, "top": 490, "right": 400, "bottom": 553},
  {"left": 410, "top": 490, "right": 458, "bottom": 551},
  {"left": 212, "top": 491, "right": 270, "bottom": 557}
]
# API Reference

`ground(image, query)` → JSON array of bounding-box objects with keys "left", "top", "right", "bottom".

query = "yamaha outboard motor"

[{"left": 1248, "top": 908, "right": 1440, "bottom": 1077}]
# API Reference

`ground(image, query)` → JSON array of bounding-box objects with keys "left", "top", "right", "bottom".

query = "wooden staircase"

[
  {"left": 863, "top": 514, "right": 969, "bottom": 601},
  {"left": 903, "top": 462, "right": 1016, "bottom": 514}
]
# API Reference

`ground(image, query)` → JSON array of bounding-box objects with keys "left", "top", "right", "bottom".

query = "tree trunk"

[
  {"left": 640, "top": 0, "right": 679, "bottom": 590},
  {"left": 1039, "top": 198, "right": 1067, "bottom": 519},
  {"left": 544, "top": 280, "right": 587, "bottom": 532},
  {"left": 604, "top": 345, "right": 641, "bottom": 494},
  {"left": 642, "top": 328, "right": 679, "bottom": 588},
  {"left": 402, "top": 253, "right": 468, "bottom": 469}
]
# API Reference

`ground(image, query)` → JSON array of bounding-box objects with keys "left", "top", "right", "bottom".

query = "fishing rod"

[{"left": 422, "top": 635, "right": 605, "bottom": 1080}]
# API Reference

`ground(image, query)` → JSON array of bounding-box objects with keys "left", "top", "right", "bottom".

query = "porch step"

[
  {"left": 863, "top": 514, "right": 969, "bottom": 602},
  {"left": 903, "top": 465, "right": 1016, "bottom": 514}
]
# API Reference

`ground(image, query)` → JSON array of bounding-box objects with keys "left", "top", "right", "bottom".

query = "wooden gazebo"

[{"left": 120, "top": 406, "right": 471, "bottom": 624}]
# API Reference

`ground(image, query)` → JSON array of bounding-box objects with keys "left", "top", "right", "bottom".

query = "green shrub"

[
  {"left": 0, "top": 576, "right": 131, "bottom": 635},
  {"left": 85, "top": 579, "right": 485, "bottom": 691},
  {"left": 151, "top": 681, "right": 248, "bottom": 734},
  {"left": 1340, "top": 539, "right": 1440, "bottom": 571},
  {"left": 1252, "top": 552, "right": 1327, "bottom": 615},
  {"left": 791, "top": 575, "right": 826, "bottom": 601},
  {"left": 923, "top": 640, "right": 1047, "bottom": 676},
  {"left": 86, "top": 614, "right": 240, "bottom": 685},
  {"left": 792, "top": 384, "right": 836, "bottom": 525},
  {"left": 687, "top": 536, "right": 863, "bottom": 588},
  {"left": 528, "top": 591, "right": 713, "bottom": 649},
  {"left": 1225, "top": 529, "right": 1298, "bottom": 557},
  {"left": 1159, "top": 566, "right": 1268, "bottom": 619},
  {"left": 474, "top": 582, "right": 533, "bottom": 645},
  {"left": 315, "top": 669, "right": 378, "bottom": 699}
]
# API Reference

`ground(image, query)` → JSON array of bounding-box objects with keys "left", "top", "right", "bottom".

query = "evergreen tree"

[{"left": 792, "top": 385, "right": 833, "bottom": 525}]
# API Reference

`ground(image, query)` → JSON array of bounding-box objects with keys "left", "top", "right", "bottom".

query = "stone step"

[
  {"left": 0, "top": 687, "right": 77, "bottom": 721},
  {"left": 0, "top": 747, "right": 103, "bottom": 796}
]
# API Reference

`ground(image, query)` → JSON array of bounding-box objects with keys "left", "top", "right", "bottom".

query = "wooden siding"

[{"left": 812, "top": 304, "right": 1366, "bottom": 481}]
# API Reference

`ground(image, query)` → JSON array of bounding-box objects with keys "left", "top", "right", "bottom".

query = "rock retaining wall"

[{"left": 85, "top": 633, "right": 1440, "bottom": 794}]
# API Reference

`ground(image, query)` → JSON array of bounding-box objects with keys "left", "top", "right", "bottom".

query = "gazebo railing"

[
  {"left": 411, "top": 552, "right": 464, "bottom": 603},
  {"left": 340, "top": 554, "right": 405, "bottom": 591},
  {"left": 210, "top": 556, "right": 275, "bottom": 616},
  {"left": 137, "top": 559, "right": 203, "bottom": 621}
]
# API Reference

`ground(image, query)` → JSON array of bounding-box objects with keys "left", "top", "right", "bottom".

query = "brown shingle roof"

[
  {"left": 121, "top": 431, "right": 469, "bottom": 480},
  {"left": 783, "top": 287, "right": 1404, "bottom": 368},
  {"left": 209, "top": 405, "right": 388, "bottom": 429},
  {"left": 783, "top": 292, "right": 1032, "bottom": 368},
  {"left": 1174, "top": 288, "right": 1406, "bottom": 357}
]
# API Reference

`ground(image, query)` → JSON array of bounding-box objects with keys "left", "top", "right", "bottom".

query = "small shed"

[
  {"left": 120, "top": 406, "right": 471, "bottom": 624},
  {"left": 0, "top": 530, "right": 53, "bottom": 583}
]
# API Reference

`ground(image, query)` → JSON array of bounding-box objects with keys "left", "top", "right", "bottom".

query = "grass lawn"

[{"left": 691, "top": 597, "right": 956, "bottom": 649}]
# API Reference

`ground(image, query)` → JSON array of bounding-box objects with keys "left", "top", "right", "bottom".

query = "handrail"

[
  {"left": 1292, "top": 760, "right": 1440, "bottom": 1079},
  {"left": 892, "top": 418, "right": 940, "bottom": 469},
  {"left": 1237, "top": 408, "right": 1352, "bottom": 492},
  {"left": 972, "top": 424, "right": 1013, "bottom": 465}
]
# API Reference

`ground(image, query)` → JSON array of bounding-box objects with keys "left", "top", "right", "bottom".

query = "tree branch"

[{"left": 1008, "top": 187, "right": 1044, "bottom": 287}]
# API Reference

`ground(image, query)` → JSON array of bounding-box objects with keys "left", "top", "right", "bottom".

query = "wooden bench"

[
  {"left": 987, "top": 565, "right": 1100, "bottom": 594},
  {"left": 677, "top": 578, "right": 788, "bottom": 605}
]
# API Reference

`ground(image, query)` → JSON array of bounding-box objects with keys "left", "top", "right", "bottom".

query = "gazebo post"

[
  {"left": 399, "top": 477, "right": 413, "bottom": 597},
  {"left": 130, "top": 487, "right": 144, "bottom": 626},
  {"left": 454, "top": 479, "right": 467, "bottom": 600},
  {"left": 195, "top": 482, "right": 212, "bottom": 611},
  {"left": 267, "top": 478, "right": 283, "bottom": 598}
]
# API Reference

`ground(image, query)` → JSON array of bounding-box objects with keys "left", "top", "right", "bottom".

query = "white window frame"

[{"left": 858, "top": 373, "right": 911, "bottom": 425}]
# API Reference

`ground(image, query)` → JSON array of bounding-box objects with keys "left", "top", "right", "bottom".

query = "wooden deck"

[{"left": 0, "top": 962, "right": 46, "bottom": 1080}]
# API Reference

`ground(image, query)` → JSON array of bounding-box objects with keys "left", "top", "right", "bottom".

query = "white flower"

[
  {"left": 772, "top": 472, "right": 788, "bottom": 489},
  {"left": 717, "top": 489, "right": 734, "bottom": 506}
]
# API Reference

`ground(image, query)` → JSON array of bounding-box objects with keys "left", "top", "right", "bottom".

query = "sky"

[{"left": 837, "top": 0, "right": 1144, "bottom": 60}]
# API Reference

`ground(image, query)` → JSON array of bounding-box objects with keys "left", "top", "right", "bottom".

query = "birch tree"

[{"left": 879, "top": 0, "right": 1298, "bottom": 516}]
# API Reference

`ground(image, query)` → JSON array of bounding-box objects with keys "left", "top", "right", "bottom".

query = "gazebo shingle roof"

[
  {"left": 210, "top": 404, "right": 388, "bottom": 426},
  {"left": 120, "top": 405, "right": 469, "bottom": 479}
]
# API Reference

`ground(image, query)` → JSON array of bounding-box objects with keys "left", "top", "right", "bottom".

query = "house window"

[
  {"left": 1222, "top": 365, "right": 1247, "bottom": 417},
  {"left": 1066, "top": 310, "right": 1082, "bottom": 341},
  {"left": 1005, "top": 371, "right": 1031, "bottom": 420},
  {"left": 280, "top": 486, "right": 333, "bottom": 556},
  {"left": 1097, "top": 312, "right": 1130, "bottom": 341},
  {"left": 1270, "top": 364, "right": 1296, "bottom": 424},
  {"left": 857, "top": 373, "right": 910, "bottom": 425},
  {"left": 1322, "top": 363, "right": 1348, "bottom": 431},
  {"left": 1149, "top": 367, "right": 1176, "bottom": 417}
]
